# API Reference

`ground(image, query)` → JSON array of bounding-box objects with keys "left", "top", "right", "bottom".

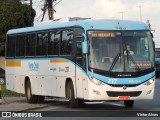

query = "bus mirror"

[
  {"left": 82, "top": 41, "right": 88, "bottom": 54},
  {"left": 76, "top": 33, "right": 87, "bottom": 39},
  {"left": 82, "top": 33, "right": 87, "bottom": 40}
]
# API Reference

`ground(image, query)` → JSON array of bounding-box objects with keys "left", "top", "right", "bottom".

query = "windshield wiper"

[{"left": 109, "top": 52, "right": 122, "bottom": 72}]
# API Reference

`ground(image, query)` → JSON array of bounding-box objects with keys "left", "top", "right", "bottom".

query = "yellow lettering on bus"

[{"left": 91, "top": 32, "right": 114, "bottom": 37}]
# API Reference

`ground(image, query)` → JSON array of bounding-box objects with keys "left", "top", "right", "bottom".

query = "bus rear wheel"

[
  {"left": 66, "top": 81, "right": 80, "bottom": 108},
  {"left": 25, "top": 80, "right": 38, "bottom": 103},
  {"left": 124, "top": 100, "right": 134, "bottom": 108}
]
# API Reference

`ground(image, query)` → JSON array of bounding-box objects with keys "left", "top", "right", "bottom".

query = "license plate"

[{"left": 118, "top": 96, "right": 130, "bottom": 100}]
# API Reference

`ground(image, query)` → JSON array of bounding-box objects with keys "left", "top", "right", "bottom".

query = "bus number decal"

[{"left": 108, "top": 79, "right": 117, "bottom": 84}]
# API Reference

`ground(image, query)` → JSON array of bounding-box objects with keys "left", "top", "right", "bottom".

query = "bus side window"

[
  {"left": 16, "top": 35, "right": 25, "bottom": 57},
  {"left": 37, "top": 32, "right": 48, "bottom": 56},
  {"left": 61, "top": 29, "right": 73, "bottom": 55},
  {"left": 7, "top": 36, "right": 16, "bottom": 57},
  {"left": 76, "top": 41, "right": 83, "bottom": 66},
  {"left": 26, "top": 34, "right": 36, "bottom": 56},
  {"left": 48, "top": 31, "right": 60, "bottom": 55},
  {"left": 75, "top": 28, "right": 86, "bottom": 69}
]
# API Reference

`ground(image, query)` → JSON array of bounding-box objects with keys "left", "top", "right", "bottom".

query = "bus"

[
  {"left": 6, "top": 19, "right": 155, "bottom": 108},
  {"left": 155, "top": 48, "right": 160, "bottom": 78}
]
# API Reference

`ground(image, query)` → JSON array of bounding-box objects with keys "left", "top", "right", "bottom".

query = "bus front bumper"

[{"left": 84, "top": 78, "right": 155, "bottom": 101}]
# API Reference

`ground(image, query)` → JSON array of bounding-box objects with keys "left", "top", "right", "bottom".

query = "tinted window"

[
  {"left": 26, "top": 34, "right": 36, "bottom": 56},
  {"left": 61, "top": 30, "right": 73, "bottom": 55},
  {"left": 16, "top": 35, "right": 25, "bottom": 57},
  {"left": 37, "top": 32, "right": 48, "bottom": 56},
  {"left": 75, "top": 28, "right": 84, "bottom": 67},
  {"left": 7, "top": 36, "right": 16, "bottom": 57},
  {"left": 48, "top": 31, "right": 60, "bottom": 55}
]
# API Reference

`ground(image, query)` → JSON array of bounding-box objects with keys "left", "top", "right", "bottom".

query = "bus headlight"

[
  {"left": 143, "top": 77, "right": 155, "bottom": 86},
  {"left": 88, "top": 76, "right": 105, "bottom": 85}
]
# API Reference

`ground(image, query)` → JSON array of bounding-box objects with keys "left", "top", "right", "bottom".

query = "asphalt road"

[{"left": 0, "top": 79, "right": 160, "bottom": 120}]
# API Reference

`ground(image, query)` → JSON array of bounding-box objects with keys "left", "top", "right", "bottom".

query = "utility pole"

[
  {"left": 41, "top": 0, "right": 62, "bottom": 22},
  {"left": 30, "top": 0, "right": 32, "bottom": 8},
  {"left": 47, "top": 0, "right": 53, "bottom": 20}
]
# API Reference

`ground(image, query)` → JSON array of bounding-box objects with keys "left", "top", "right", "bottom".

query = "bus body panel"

[{"left": 6, "top": 58, "right": 84, "bottom": 98}]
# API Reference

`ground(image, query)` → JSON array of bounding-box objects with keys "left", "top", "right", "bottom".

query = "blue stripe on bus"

[
  {"left": 6, "top": 57, "right": 155, "bottom": 84},
  {"left": 87, "top": 71, "right": 155, "bottom": 85},
  {"left": 6, "top": 57, "right": 87, "bottom": 75}
]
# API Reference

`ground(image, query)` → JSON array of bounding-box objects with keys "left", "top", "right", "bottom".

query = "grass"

[{"left": 0, "top": 85, "right": 25, "bottom": 97}]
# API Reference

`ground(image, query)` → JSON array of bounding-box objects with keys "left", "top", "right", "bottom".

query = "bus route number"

[{"left": 108, "top": 79, "right": 117, "bottom": 84}]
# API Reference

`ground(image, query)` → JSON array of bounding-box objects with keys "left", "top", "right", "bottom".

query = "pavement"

[{"left": 0, "top": 97, "right": 48, "bottom": 111}]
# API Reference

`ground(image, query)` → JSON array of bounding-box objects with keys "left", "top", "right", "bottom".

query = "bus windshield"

[{"left": 88, "top": 31, "right": 154, "bottom": 73}]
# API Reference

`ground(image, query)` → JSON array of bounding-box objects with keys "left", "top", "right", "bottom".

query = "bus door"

[{"left": 75, "top": 28, "right": 86, "bottom": 99}]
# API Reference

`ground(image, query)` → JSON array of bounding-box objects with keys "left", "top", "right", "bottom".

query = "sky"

[{"left": 29, "top": 0, "right": 160, "bottom": 47}]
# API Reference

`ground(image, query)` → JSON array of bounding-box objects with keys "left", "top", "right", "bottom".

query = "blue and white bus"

[{"left": 6, "top": 19, "right": 155, "bottom": 108}]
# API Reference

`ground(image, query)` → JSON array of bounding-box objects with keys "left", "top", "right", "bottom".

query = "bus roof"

[{"left": 7, "top": 19, "right": 149, "bottom": 35}]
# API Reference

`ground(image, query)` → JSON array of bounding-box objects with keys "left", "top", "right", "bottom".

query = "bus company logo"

[
  {"left": 50, "top": 67, "right": 57, "bottom": 72},
  {"left": 59, "top": 66, "right": 69, "bottom": 72},
  {"left": 28, "top": 62, "right": 39, "bottom": 71},
  {"left": 123, "top": 86, "right": 127, "bottom": 90}
]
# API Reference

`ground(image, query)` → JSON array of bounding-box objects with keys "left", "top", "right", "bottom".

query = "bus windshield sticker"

[{"left": 129, "top": 62, "right": 152, "bottom": 68}]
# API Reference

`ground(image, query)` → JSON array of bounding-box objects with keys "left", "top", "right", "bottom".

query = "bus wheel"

[
  {"left": 66, "top": 81, "right": 79, "bottom": 108},
  {"left": 124, "top": 100, "right": 134, "bottom": 108},
  {"left": 25, "top": 80, "right": 38, "bottom": 103}
]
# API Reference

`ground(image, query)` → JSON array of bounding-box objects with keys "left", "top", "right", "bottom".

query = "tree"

[{"left": 0, "top": 0, "right": 36, "bottom": 56}]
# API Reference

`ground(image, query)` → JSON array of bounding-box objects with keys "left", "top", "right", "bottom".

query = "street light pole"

[
  {"left": 137, "top": 5, "right": 142, "bottom": 21},
  {"left": 120, "top": 12, "right": 124, "bottom": 20}
]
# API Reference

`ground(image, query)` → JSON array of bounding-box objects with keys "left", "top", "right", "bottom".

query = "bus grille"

[
  {"left": 106, "top": 91, "right": 142, "bottom": 97},
  {"left": 108, "top": 84, "right": 139, "bottom": 87}
]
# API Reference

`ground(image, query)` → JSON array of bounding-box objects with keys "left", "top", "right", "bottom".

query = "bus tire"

[
  {"left": 66, "top": 81, "right": 79, "bottom": 108},
  {"left": 124, "top": 100, "right": 134, "bottom": 108},
  {"left": 25, "top": 80, "right": 38, "bottom": 103}
]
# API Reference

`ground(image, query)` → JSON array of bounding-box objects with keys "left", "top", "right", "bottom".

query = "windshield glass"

[{"left": 88, "top": 31, "right": 154, "bottom": 73}]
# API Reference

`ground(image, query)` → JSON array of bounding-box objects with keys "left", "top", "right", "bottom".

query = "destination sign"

[{"left": 91, "top": 32, "right": 115, "bottom": 37}]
